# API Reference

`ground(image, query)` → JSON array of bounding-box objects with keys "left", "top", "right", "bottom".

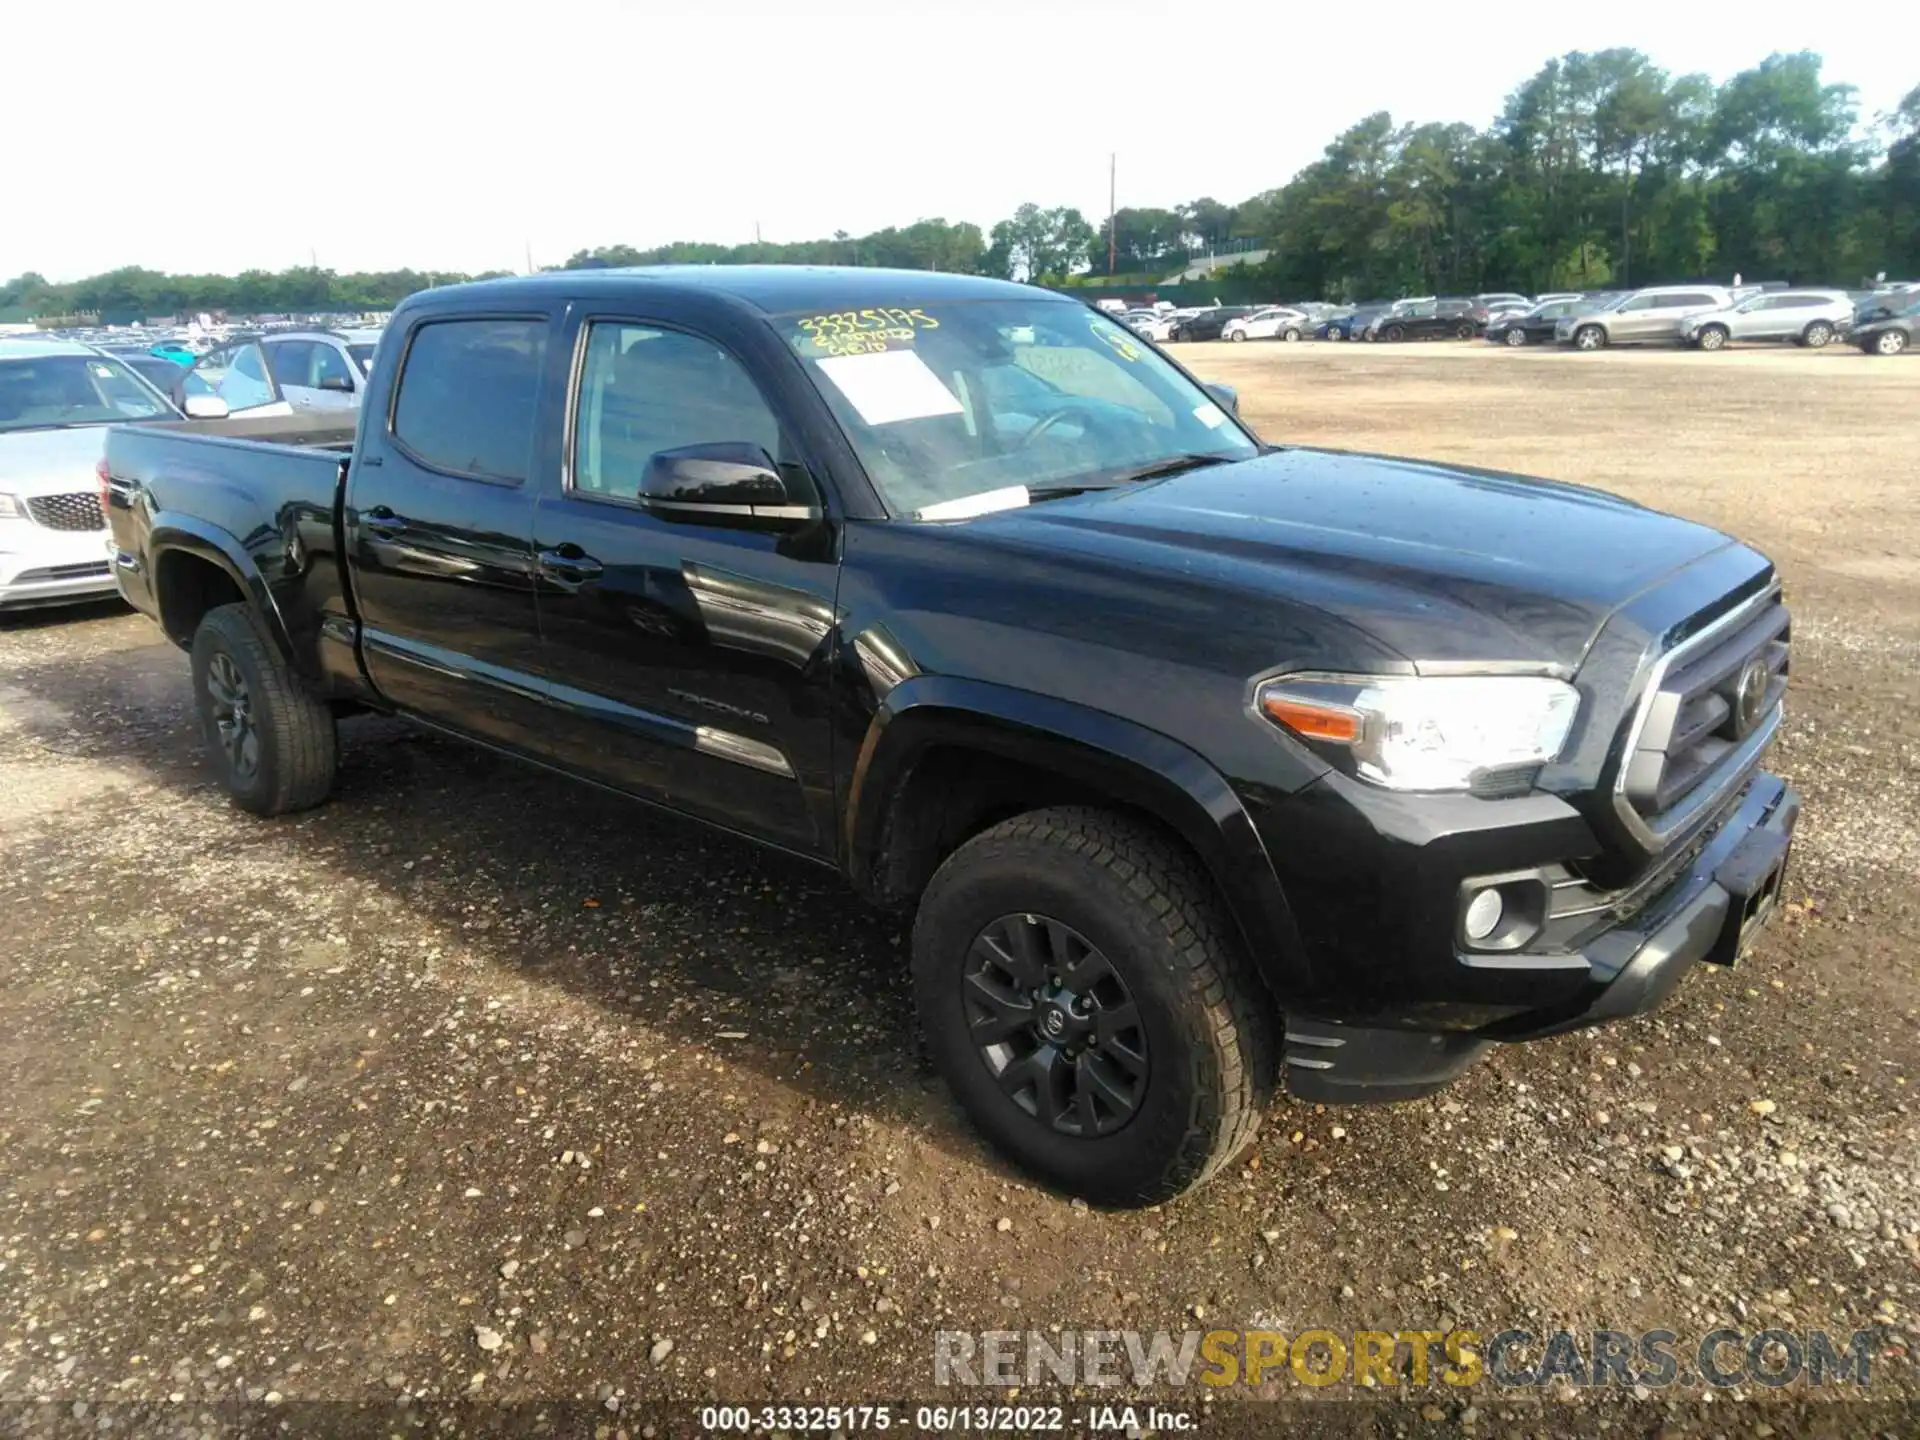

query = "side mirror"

[
  {"left": 184, "top": 394, "right": 230, "bottom": 419},
  {"left": 638, "top": 442, "right": 820, "bottom": 529},
  {"left": 317, "top": 374, "right": 355, "bottom": 393},
  {"left": 1204, "top": 382, "right": 1240, "bottom": 416}
]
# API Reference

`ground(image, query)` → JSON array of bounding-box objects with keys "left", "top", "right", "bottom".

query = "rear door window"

[{"left": 391, "top": 319, "right": 548, "bottom": 482}]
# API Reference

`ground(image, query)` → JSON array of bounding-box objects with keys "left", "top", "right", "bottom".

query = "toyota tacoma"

[{"left": 102, "top": 267, "right": 1799, "bottom": 1205}]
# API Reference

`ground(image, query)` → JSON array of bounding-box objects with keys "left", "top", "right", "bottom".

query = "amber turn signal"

[{"left": 1259, "top": 693, "right": 1363, "bottom": 744}]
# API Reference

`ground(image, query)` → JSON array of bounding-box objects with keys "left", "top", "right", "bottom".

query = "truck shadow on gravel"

[{"left": 0, "top": 634, "right": 1022, "bottom": 1172}]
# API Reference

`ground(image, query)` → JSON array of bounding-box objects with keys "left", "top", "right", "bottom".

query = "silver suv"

[
  {"left": 1555, "top": 286, "right": 1733, "bottom": 350},
  {"left": 1676, "top": 290, "right": 1854, "bottom": 350}
]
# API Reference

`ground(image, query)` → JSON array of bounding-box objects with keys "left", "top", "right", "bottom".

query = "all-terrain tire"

[
  {"left": 911, "top": 806, "right": 1275, "bottom": 1206},
  {"left": 190, "top": 602, "right": 337, "bottom": 816}
]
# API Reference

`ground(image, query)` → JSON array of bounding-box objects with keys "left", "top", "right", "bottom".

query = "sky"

[{"left": 8, "top": 0, "right": 1915, "bottom": 283}]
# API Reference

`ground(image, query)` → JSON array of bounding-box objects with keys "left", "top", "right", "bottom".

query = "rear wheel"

[
  {"left": 190, "top": 603, "right": 337, "bottom": 816},
  {"left": 1573, "top": 324, "right": 1607, "bottom": 351},
  {"left": 1801, "top": 321, "right": 1834, "bottom": 349},
  {"left": 1696, "top": 325, "right": 1729, "bottom": 352},
  {"left": 1504, "top": 327, "right": 1528, "bottom": 347},
  {"left": 911, "top": 807, "right": 1274, "bottom": 1206}
]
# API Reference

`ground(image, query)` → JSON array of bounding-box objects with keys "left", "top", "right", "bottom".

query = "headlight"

[
  {"left": 0, "top": 491, "right": 25, "bottom": 519},
  {"left": 1255, "top": 673, "right": 1581, "bottom": 792}
]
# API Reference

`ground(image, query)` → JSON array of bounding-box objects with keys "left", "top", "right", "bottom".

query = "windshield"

[
  {"left": 781, "top": 299, "right": 1258, "bottom": 516},
  {"left": 0, "top": 354, "right": 176, "bottom": 433}
]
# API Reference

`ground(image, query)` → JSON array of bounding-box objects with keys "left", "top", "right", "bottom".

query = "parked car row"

[
  {"left": 1541, "top": 284, "right": 1914, "bottom": 355},
  {"left": 1141, "top": 282, "right": 1918, "bottom": 357}
]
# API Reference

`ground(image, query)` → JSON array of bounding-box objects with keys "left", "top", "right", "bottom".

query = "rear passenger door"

[
  {"left": 345, "top": 312, "right": 558, "bottom": 753},
  {"left": 528, "top": 308, "right": 841, "bottom": 852}
]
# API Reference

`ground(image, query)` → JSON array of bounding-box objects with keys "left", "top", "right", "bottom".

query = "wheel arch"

[
  {"left": 149, "top": 515, "right": 301, "bottom": 677},
  {"left": 845, "top": 675, "right": 1314, "bottom": 999}
]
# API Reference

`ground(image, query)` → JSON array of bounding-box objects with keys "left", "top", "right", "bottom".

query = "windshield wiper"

[
  {"left": 1103, "top": 452, "right": 1238, "bottom": 485},
  {"left": 1028, "top": 453, "right": 1237, "bottom": 503}
]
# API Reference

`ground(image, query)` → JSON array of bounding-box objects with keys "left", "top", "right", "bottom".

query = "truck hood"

[
  {"left": 0, "top": 425, "right": 114, "bottom": 496},
  {"left": 998, "top": 447, "right": 1740, "bottom": 670}
]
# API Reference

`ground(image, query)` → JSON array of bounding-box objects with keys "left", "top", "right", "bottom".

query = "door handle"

[
  {"left": 361, "top": 505, "right": 407, "bottom": 538},
  {"left": 538, "top": 545, "right": 604, "bottom": 586}
]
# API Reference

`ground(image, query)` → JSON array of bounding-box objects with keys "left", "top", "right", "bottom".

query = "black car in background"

[
  {"left": 1484, "top": 296, "right": 1593, "bottom": 347},
  {"left": 1169, "top": 306, "right": 1256, "bottom": 342},
  {"left": 1370, "top": 298, "right": 1486, "bottom": 342},
  {"left": 1317, "top": 304, "right": 1387, "bottom": 341},
  {"left": 1851, "top": 292, "right": 1918, "bottom": 355}
]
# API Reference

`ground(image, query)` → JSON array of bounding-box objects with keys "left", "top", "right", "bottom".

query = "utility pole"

[{"left": 1107, "top": 153, "right": 1117, "bottom": 276}]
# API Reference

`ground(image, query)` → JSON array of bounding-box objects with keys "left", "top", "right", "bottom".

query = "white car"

[
  {"left": 0, "top": 339, "right": 183, "bottom": 609},
  {"left": 1128, "top": 313, "right": 1181, "bottom": 342},
  {"left": 1223, "top": 307, "right": 1309, "bottom": 342}
]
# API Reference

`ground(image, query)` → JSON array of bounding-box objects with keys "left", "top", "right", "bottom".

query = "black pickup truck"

[{"left": 103, "top": 267, "right": 1799, "bottom": 1205}]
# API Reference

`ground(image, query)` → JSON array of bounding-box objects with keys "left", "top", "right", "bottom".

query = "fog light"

[{"left": 1464, "top": 888, "right": 1505, "bottom": 942}]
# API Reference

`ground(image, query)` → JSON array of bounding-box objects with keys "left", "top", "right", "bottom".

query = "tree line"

[{"left": 5, "top": 49, "right": 1916, "bottom": 321}]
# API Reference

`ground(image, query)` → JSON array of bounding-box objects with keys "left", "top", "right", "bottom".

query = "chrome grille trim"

[{"left": 1611, "top": 584, "right": 1785, "bottom": 851}]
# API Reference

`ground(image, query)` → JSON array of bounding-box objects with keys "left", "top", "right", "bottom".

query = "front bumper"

[
  {"left": 1281, "top": 773, "right": 1799, "bottom": 1101},
  {"left": 0, "top": 523, "right": 117, "bottom": 609}
]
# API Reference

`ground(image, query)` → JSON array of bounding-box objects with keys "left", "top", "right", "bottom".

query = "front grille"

[
  {"left": 1615, "top": 591, "right": 1788, "bottom": 847},
  {"left": 24, "top": 492, "right": 106, "bottom": 532}
]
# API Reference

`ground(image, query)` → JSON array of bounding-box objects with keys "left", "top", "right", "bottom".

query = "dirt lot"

[{"left": 2, "top": 344, "right": 1916, "bottom": 1436}]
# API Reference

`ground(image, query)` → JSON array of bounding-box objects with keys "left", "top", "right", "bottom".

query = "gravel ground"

[{"left": 1, "top": 345, "right": 1915, "bottom": 1437}]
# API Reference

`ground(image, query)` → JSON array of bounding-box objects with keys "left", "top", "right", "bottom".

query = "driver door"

[
  {"left": 265, "top": 338, "right": 362, "bottom": 413},
  {"left": 530, "top": 311, "right": 839, "bottom": 852},
  {"left": 185, "top": 341, "right": 294, "bottom": 418}
]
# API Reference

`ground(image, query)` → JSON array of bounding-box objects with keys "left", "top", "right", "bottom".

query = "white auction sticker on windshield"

[
  {"left": 816, "top": 349, "right": 963, "bottom": 426},
  {"left": 1193, "top": 402, "right": 1228, "bottom": 429}
]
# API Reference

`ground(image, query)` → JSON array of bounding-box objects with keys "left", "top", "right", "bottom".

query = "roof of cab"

[
  {"left": 410, "top": 265, "right": 1049, "bottom": 317},
  {"left": 0, "top": 337, "right": 97, "bottom": 360}
]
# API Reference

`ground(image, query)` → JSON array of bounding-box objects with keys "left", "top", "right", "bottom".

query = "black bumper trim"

[
  {"left": 1481, "top": 773, "right": 1798, "bottom": 1040},
  {"left": 1286, "top": 773, "right": 1799, "bottom": 1102},
  {"left": 1284, "top": 1018, "right": 1492, "bottom": 1103}
]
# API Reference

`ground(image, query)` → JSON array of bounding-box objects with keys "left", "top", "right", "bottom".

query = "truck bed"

[{"left": 103, "top": 415, "right": 366, "bottom": 700}]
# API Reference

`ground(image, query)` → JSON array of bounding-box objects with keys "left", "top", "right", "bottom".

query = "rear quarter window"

[{"left": 391, "top": 318, "right": 547, "bottom": 482}]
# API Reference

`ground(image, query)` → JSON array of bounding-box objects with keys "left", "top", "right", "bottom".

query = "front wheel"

[
  {"left": 1454, "top": 321, "right": 1476, "bottom": 340},
  {"left": 1228, "top": 329, "right": 1247, "bottom": 342},
  {"left": 1283, "top": 329, "right": 1300, "bottom": 342},
  {"left": 1872, "top": 329, "right": 1909, "bottom": 355},
  {"left": 1801, "top": 321, "right": 1834, "bottom": 349},
  {"left": 1504, "top": 327, "right": 1528, "bottom": 347},
  {"left": 190, "top": 603, "right": 337, "bottom": 815},
  {"left": 1383, "top": 324, "right": 1405, "bottom": 342},
  {"left": 911, "top": 807, "right": 1275, "bottom": 1206},
  {"left": 1696, "top": 325, "right": 1728, "bottom": 352},
  {"left": 1573, "top": 324, "right": 1607, "bottom": 351}
]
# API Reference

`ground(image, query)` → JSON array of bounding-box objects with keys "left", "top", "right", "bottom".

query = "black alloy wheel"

[
  {"left": 961, "top": 913, "right": 1149, "bottom": 1138},
  {"left": 204, "top": 652, "right": 260, "bottom": 780}
]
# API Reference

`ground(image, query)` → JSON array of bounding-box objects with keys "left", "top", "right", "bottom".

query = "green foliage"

[{"left": 5, "top": 50, "right": 1916, "bottom": 320}]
